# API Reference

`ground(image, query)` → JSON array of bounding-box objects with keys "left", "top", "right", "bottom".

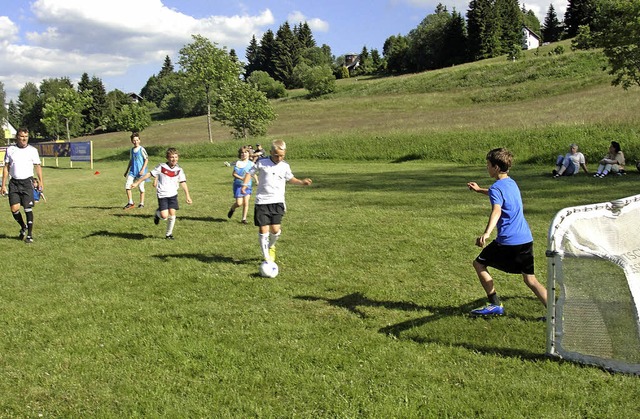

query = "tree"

[
  {"left": 245, "top": 35, "right": 261, "bottom": 78},
  {"left": 294, "top": 22, "right": 316, "bottom": 49},
  {"left": 158, "top": 55, "right": 175, "bottom": 78},
  {"left": 564, "top": 0, "right": 597, "bottom": 38},
  {"left": 114, "top": 103, "right": 152, "bottom": 133},
  {"left": 17, "top": 82, "right": 42, "bottom": 136},
  {"left": 592, "top": 0, "right": 640, "bottom": 89},
  {"left": 41, "top": 87, "right": 92, "bottom": 140},
  {"left": 467, "top": 0, "right": 500, "bottom": 60},
  {"left": 78, "top": 73, "right": 108, "bottom": 133},
  {"left": 298, "top": 64, "right": 336, "bottom": 98},
  {"left": 178, "top": 34, "right": 242, "bottom": 143},
  {"left": 542, "top": 4, "right": 563, "bottom": 43},
  {"left": 247, "top": 71, "right": 287, "bottom": 99},
  {"left": 496, "top": 0, "right": 523, "bottom": 55},
  {"left": 257, "top": 29, "right": 277, "bottom": 78},
  {"left": 273, "top": 22, "right": 301, "bottom": 87},
  {"left": 407, "top": 4, "right": 452, "bottom": 72},
  {"left": 444, "top": 9, "right": 469, "bottom": 66},
  {"left": 522, "top": 8, "right": 541, "bottom": 35},
  {"left": 0, "top": 82, "right": 6, "bottom": 142},
  {"left": 214, "top": 80, "right": 276, "bottom": 138},
  {"left": 383, "top": 34, "right": 410, "bottom": 73}
]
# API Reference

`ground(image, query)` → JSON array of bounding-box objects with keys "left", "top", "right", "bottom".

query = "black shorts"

[
  {"left": 8, "top": 177, "right": 34, "bottom": 208},
  {"left": 254, "top": 203, "right": 285, "bottom": 227},
  {"left": 475, "top": 241, "right": 535, "bottom": 275},
  {"left": 158, "top": 195, "right": 179, "bottom": 211}
]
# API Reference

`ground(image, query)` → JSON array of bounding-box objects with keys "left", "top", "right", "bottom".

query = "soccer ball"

[{"left": 259, "top": 261, "right": 279, "bottom": 278}]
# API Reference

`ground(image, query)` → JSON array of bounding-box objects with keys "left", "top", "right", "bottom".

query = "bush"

[
  {"left": 299, "top": 65, "right": 336, "bottom": 98},
  {"left": 247, "top": 71, "right": 287, "bottom": 99}
]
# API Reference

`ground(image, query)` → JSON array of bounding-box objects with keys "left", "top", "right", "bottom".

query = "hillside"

[{"left": 91, "top": 41, "right": 640, "bottom": 165}]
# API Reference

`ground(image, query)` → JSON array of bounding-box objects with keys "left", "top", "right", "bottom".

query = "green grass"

[
  {"left": 3, "top": 44, "right": 640, "bottom": 416},
  {"left": 0, "top": 160, "right": 639, "bottom": 417}
]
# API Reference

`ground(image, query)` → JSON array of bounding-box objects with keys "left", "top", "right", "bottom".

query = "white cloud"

[
  {"left": 1, "top": 0, "right": 276, "bottom": 99},
  {"left": 287, "top": 11, "right": 329, "bottom": 32},
  {"left": 0, "top": 16, "right": 19, "bottom": 43}
]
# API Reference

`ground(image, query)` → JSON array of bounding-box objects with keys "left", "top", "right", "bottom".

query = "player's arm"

[
  {"left": 180, "top": 181, "right": 192, "bottom": 204},
  {"left": 467, "top": 182, "right": 489, "bottom": 195},
  {"left": 131, "top": 172, "right": 152, "bottom": 188},
  {"left": 1, "top": 164, "right": 8, "bottom": 195},
  {"left": 34, "top": 164, "right": 43, "bottom": 190},
  {"left": 124, "top": 159, "right": 132, "bottom": 177},
  {"left": 476, "top": 203, "right": 501, "bottom": 247},
  {"left": 140, "top": 157, "right": 148, "bottom": 176},
  {"left": 240, "top": 172, "right": 252, "bottom": 194},
  {"left": 288, "top": 176, "right": 312, "bottom": 186}
]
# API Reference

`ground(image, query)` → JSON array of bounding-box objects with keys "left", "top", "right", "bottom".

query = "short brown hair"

[
  {"left": 130, "top": 132, "right": 140, "bottom": 140},
  {"left": 166, "top": 147, "right": 178, "bottom": 158},
  {"left": 486, "top": 148, "right": 512, "bottom": 173}
]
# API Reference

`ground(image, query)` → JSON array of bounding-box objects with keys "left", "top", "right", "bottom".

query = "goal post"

[{"left": 546, "top": 194, "right": 640, "bottom": 374}]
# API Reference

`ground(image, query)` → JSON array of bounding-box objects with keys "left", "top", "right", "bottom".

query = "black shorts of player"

[
  {"left": 254, "top": 203, "right": 285, "bottom": 227},
  {"left": 8, "top": 177, "right": 34, "bottom": 208},
  {"left": 157, "top": 195, "right": 179, "bottom": 212},
  {"left": 475, "top": 240, "right": 535, "bottom": 275}
]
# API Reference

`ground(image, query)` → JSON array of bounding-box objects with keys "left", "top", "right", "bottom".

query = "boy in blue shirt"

[
  {"left": 123, "top": 132, "right": 148, "bottom": 209},
  {"left": 466, "top": 148, "right": 547, "bottom": 317}
]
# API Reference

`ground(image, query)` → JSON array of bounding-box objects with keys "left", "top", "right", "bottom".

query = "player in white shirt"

[
  {"left": 132, "top": 148, "right": 192, "bottom": 239},
  {"left": 242, "top": 140, "right": 312, "bottom": 263},
  {"left": 1, "top": 128, "right": 44, "bottom": 243}
]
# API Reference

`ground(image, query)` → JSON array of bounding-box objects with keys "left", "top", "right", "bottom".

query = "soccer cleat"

[
  {"left": 241, "top": 219, "right": 248, "bottom": 224},
  {"left": 165, "top": 235, "right": 174, "bottom": 240},
  {"left": 593, "top": 173, "right": 601, "bottom": 178},
  {"left": 553, "top": 174, "right": 560, "bottom": 178},
  {"left": 227, "top": 208, "right": 235, "bottom": 219},
  {"left": 19, "top": 228, "right": 27, "bottom": 240},
  {"left": 138, "top": 203, "right": 145, "bottom": 208},
  {"left": 268, "top": 246, "right": 276, "bottom": 262},
  {"left": 123, "top": 203, "right": 135, "bottom": 210},
  {"left": 154, "top": 210, "right": 160, "bottom": 225},
  {"left": 25, "top": 236, "right": 33, "bottom": 244},
  {"left": 470, "top": 304, "right": 504, "bottom": 317}
]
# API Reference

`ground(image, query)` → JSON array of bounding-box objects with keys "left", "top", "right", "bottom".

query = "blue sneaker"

[{"left": 470, "top": 304, "right": 504, "bottom": 317}]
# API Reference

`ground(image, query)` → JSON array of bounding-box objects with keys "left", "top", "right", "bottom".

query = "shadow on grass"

[
  {"left": 152, "top": 253, "right": 258, "bottom": 265},
  {"left": 110, "top": 213, "right": 227, "bottom": 223},
  {"left": 86, "top": 230, "right": 150, "bottom": 240},
  {"left": 295, "top": 292, "right": 547, "bottom": 360}
]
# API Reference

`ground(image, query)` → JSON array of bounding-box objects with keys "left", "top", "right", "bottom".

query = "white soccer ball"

[{"left": 259, "top": 261, "right": 279, "bottom": 278}]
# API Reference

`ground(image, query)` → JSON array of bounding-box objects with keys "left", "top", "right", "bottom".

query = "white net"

[{"left": 547, "top": 195, "right": 640, "bottom": 374}]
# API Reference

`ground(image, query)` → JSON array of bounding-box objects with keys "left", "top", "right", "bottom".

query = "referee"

[{"left": 1, "top": 128, "right": 44, "bottom": 243}]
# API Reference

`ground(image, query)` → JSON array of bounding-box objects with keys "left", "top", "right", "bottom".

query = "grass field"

[
  {"left": 2, "top": 42, "right": 640, "bottom": 416},
  {"left": 0, "top": 159, "right": 639, "bottom": 417}
]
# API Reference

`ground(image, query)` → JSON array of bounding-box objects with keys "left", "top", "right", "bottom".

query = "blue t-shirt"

[
  {"left": 488, "top": 177, "right": 533, "bottom": 245},
  {"left": 128, "top": 146, "right": 148, "bottom": 178},
  {"left": 233, "top": 160, "right": 254, "bottom": 187}
]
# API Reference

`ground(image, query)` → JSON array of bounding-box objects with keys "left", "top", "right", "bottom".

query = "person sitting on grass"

[
  {"left": 553, "top": 143, "right": 588, "bottom": 178},
  {"left": 593, "top": 141, "right": 625, "bottom": 178},
  {"left": 466, "top": 148, "right": 547, "bottom": 317}
]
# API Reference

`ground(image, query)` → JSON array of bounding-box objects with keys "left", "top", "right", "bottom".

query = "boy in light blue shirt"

[{"left": 466, "top": 148, "right": 547, "bottom": 317}]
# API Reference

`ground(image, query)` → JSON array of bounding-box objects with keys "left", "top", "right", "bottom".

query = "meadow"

[{"left": 1, "top": 42, "right": 640, "bottom": 416}]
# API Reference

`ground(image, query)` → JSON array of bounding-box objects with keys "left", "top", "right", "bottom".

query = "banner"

[
  {"left": 70, "top": 142, "right": 91, "bottom": 162},
  {"left": 35, "top": 142, "right": 71, "bottom": 158}
]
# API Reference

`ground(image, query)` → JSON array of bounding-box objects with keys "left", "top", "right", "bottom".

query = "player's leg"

[
  {"left": 241, "top": 195, "right": 250, "bottom": 223},
  {"left": 138, "top": 181, "right": 145, "bottom": 207},
  {"left": 8, "top": 180, "right": 27, "bottom": 239},
  {"left": 124, "top": 175, "right": 135, "bottom": 209},
  {"left": 164, "top": 196, "right": 178, "bottom": 239},
  {"left": 522, "top": 274, "right": 547, "bottom": 306}
]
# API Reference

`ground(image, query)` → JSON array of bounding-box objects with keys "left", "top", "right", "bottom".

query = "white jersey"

[
  {"left": 150, "top": 162, "right": 186, "bottom": 199},
  {"left": 249, "top": 157, "right": 294, "bottom": 205},
  {"left": 4, "top": 145, "right": 41, "bottom": 180}
]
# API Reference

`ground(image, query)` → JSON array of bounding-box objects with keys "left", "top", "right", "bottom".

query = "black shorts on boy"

[
  {"left": 475, "top": 241, "right": 535, "bottom": 274},
  {"left": 254, "top": 203, "right": 285, "bottom": 227}
]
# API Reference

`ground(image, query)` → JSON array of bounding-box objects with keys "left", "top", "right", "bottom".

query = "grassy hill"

[{"left": 92, "top": 41, "right": 640, "bottom": 165}]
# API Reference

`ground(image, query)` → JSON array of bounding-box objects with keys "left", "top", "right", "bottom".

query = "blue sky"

[{"left": 0, "top": 0, "right": 567, "bottom": 101}]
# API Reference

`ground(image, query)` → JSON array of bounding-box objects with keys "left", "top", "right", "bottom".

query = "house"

[
  {"left": 523, "top": 26, "right": 541, "bottom": 50},
  {"left": 344, "top": 53, "right": 360, "bottom": 75},
  {"left": 129, "top": 92, "right": 144, "bottom": 103},
  {"left": 2, "top": 119, "right": 16, "bottom": 140}
]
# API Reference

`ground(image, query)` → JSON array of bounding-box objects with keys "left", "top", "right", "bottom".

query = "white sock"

[
  {"left": 269, "top": 231, "right": 281, "bottom": 248},
  {"left": 166, "top": 215, "right": 176, "bottom": 236},
  {"left": 259, "top": 233, "right": 270, "bottom": 260}
]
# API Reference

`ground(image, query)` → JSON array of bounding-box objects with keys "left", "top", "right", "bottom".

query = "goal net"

[{"left": 546, "top": 194, "right": 640, "bottom": 374}]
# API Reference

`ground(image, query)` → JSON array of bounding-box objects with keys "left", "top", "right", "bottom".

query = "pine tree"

[
  {"left": 564, "top": 0, "right": 597, "bottom": 38},
  {"left": 467, "top": 0, "right": 500, "bottom": 60},
  {"left": 158, "top": 55, "right": 174, "bottom": 78},
  {"left": 257, "top": 29, "right": 277, "bottom": 79},
  {"left": 496, "top": 0, "right": 524, "bottom": 54},
  {"left": 444, "top": 10, "right": 469, "bottom": 66},
  {"left": 542, "top": 3, "right": 563, "bottom": 42},
  {"left": 273, "top": 22, "right": 300, "bottom": 87},
  {"left": 295, "top": 22, "right": 316, "bottom": 48},
  {"left": 245, "top": 35, "right": 260, "bottom": 77}
]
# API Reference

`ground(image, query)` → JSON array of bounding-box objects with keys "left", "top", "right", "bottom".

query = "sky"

[{"left": 0, "top": 0, "right": 569, "bottom": 102}]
